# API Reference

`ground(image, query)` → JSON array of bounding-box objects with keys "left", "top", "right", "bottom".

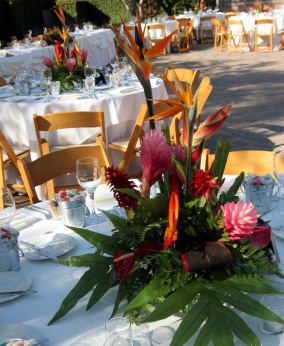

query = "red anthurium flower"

[
  {"left": 43, "top": 56, "right": 52, "bottom": 68},
  {"left": 163, "top": 178, "right": 179, "bottom": 249},
  {"left": 190, "top": 169, "right": 220, "bottom": 199},
  {"left": 249, "top": 225, "right": 271, "bottom": 249},
  {"left": 66, "top": 58, "right": 76, "bottom": 73}
]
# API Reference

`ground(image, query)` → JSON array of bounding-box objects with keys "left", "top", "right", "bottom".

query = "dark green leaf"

[
  {"left": 111, "top": 283, "right": 129, "bottom": 318},
  {"left": 48, "top": 269, "right": 97, "bottom": 325},
  {"left": 143, "top": 281, "right": 202, "bottom": 323},
  {"left": 218, "top": 173, "right": 244, "bottom": 205},
  {"left": 171, "top": 294, "right": 209, "bottom": 346},
  {"left": 87, "top": 270, "right": 114, "bottom": 310},
  {"left": 125, "top": 275, "right": 179, "bottom": 312},
  {"left": 211, "top": 141, "right": 231, "bottom": 183},
  {"left": 57, "top": 253, "right": 113, "bottom": 268},
  {"left": 103, "top": 210, "right": 128, "bottom": 232},
  {"left": 69, "top": 226, "right": 120, "bottom": 255}
]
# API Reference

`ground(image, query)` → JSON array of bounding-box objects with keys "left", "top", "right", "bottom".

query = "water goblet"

[
  {"left": 104, "top": 317, "right": 132, "bottom": 346},
  {"left": 76, "top": 157, "right": 102, "bottom": 215},
  {"left": 0, "top": 187, "right": 16, "bottom": 227},
  {"left": 84, "top": 64, "right": 96, "bottom": 78}
]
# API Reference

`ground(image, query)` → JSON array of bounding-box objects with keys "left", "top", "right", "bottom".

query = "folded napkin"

[
  {"left": 11, "top": 213, "right": 40, "bottom": 231},
  {"left": 120, "top": 86, "right": 140, "bottom": 94}
]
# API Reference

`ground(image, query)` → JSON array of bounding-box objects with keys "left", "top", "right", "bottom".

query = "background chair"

[
  {"left": 33, "top": 110, "right": 106, "bottom": 198},
  {"left": 33, "top": 110, "right": 105, "bottom": 156},
  {"left": 199, "top": 16, "right": 214, "bottom": 44},
  {"left": 204, "top": 150, "right": 276, "bottom": 176},
  {"left": 177, "top": 18, "right": 193, "bottom": 52},
  {"left": 0, "top": 130, "right": 30, "bottom": 208},
  {"left": 18, "top": 145, "right": 111, "bottom": 204},
  {"left": 165, "top": 67, "right": 200, "bottom": 92},
  {"left": 211, "top": 18, "right": 228, "bottom": 50},
  {"left": 254, "top": 19, "right": 273, "bottom": 52},
  {"left": 147, "top": 24, "right": 167, "bottom": 54},
  {"left": 108, "top": 102, "right": 182, "bottom": 174},
  {"left": 227, "top": 19, "right": 252, "bottom": 52}
]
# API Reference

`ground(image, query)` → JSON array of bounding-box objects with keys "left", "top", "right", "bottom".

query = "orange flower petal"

[{"left": 146, "top": 31, "right": 177, "bottom": 58}]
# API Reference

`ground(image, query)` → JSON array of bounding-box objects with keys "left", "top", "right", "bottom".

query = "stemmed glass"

[
  {"left": 0, "top": 187, "right": 16, "bottom": 227},
  {"left": 76, "top": 158, "right": 102, "bottom": 215}
]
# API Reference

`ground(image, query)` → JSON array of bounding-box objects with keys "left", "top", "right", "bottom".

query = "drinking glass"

[
  {"left": 84, "top": 64, "right": 96, "bottom": 78},
  {"left": 84, "top": 76, "right": 95, "bottom": 97},
  {"left": 76, "top": 157, "right": 102, "bottom": 214},
  {"left": 259, "top": 295, "right": 284, "bottom": 334},
  {"left": 50, "top": 81, "right": 60, "bottom": 99},
  {"left": 104, "top": 317, "right": 132, "bottom": 346},
  {"left": 0, "top": 188, "right": 16, "bottom": 227}
]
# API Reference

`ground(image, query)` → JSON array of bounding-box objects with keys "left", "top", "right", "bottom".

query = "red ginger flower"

[
  {"left": 141, "top": 130, "right": 171, "bottom": 192},
  {"left": 105, "top": 166, "right": 139, "bottom": 209},
  {"left": 190, "top": 169, "right": 220, "bottom": 199},
  {"left": 221, "top": 202, "right": 260, "bottom": 241}
]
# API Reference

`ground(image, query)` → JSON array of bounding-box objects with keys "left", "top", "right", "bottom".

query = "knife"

[{"left": 0, "top": 289, "right": 37, "bottom": 296}]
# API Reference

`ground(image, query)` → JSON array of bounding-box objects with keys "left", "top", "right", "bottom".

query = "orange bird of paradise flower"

[{"left": 163, "top": 178, "right": 179, "bottom": 249}]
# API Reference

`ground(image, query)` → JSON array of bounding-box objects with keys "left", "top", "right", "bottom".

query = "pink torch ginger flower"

[
  {"left": 141, "top": 130, "right": 171, "bottom": 193},
  {"left": 80, "top": 48, "right": 88, "bottom": 64},
  {"left": 43, "top": 56, "right": 52, "bottom": 68},
  {"left": 66, "top": 58, "right": 76, "bottom": 72},
  {"left": 221, "top": 201, "right": 260, "bottom": 241}
]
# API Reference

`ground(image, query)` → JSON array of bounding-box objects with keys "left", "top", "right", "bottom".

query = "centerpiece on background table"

[
  {"left": 43, "top": 7, "right": 88, "bottom": 91},
  {"left": 49, "top": 68, "right": 284, "bottom": 346},
  {"left": 193, "top": 0, "right": 207, "bottom": 13},
  {"left": 251, "top": 0, "right": 272, "bottom": 14}
]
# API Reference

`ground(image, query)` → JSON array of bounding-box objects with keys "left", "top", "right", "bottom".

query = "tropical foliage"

[{"left": 49, "top": 71, "right": 284, "bottom": 346}]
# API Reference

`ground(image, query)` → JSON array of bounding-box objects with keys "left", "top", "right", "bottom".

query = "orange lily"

[{"left": 163, "top": 178, "right": 179, "bottom": 249}]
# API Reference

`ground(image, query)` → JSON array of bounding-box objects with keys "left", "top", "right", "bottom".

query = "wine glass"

[
  {"left": 76, "top": 158, "right": 102, "bottom": 215},
  {"left": 0, "top": 187, "right": 16, "bottom": 227},
  {"left": 84, "top": 64, "right": 96, "bottom": 78}
]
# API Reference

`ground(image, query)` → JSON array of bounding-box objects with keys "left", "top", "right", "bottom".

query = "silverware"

[
  {"left": 19, "top": 240, "right": 58, "bottom": 260},
  {"left": 0, "top": 289, "right": 37, "bottom": 296}
]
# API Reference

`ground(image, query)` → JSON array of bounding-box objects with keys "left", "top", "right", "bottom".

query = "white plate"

[
  {"left": 0, "top": 271, "right": 32, "bottom": 303},
  {"left": 0, "top": 324, "right": 42, "bottom": 343},
  {"left": 20, "top": 233, "right": 76, "bottom": 260}
]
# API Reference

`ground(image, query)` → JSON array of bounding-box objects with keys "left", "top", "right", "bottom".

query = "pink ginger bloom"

[
  {"left": 80, "top": 48, "right": 88, "bottom": 64},
  {"left": 221, "top": 201, "right": 260, "bottom": 241},
  {"left": 43, "top": 56, "right": 53, "bottom": 68},
  {"left": 66, "top": 58, "right": 76, "bottom": 73},
  {"left": 141, "top": 130, "right": 171, "bottom": 188}
]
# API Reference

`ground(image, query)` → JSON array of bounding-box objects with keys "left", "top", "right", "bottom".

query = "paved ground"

[{"left": 153, "top": 44, "right": 284, "bottom": 152}]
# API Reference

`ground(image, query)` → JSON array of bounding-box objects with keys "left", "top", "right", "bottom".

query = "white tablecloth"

[
  {"left": 1, "top": 182, "right": 284, "bottom": 345},
  {"left": 0, "top": 78, "right": 167, "bottom": 165},
  {"left": 0, "top": 29, "right": 116, "bottom": 78}
]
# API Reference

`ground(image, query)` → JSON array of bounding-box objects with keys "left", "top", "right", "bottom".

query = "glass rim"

[
  {"left": 105, "top": 317, "right": 131, "bottom": 332},
  {"left": 76, "top": 157, "right": 99, "bottom": 165}
]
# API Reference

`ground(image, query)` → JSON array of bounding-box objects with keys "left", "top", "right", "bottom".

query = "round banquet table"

[
  {"left": 1, "top": 179, "right": 284, "bottom": 345},
  {"left": 0, "top": 28, "right": 116, "bottom": 78},
  {"left": 0, "top": 77, "right": 167, "bottom": 164}
]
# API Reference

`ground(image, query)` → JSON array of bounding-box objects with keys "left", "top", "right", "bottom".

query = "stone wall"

[{"left": 218, "top": 0, "right": 284, "bottom": 11}]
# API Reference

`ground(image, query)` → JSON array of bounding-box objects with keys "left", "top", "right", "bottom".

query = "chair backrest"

[
  {"left": 225, "top": 12, "right": 239, "bottom": 19},
  {"left": 121, "top": 102, "right": 182, "bottom": 172},
  {"left": 18, "top": 144, "right": 111, "bottom": 203},
  {"left": 0, "top": 130, "right": 20, "bottom": 171},
  {"left": 33, "top": 110, "right": 105, "bottom": 156},
  {"left": 211, "top": 18, "right": 226, "bottom": 32},
  {"left": 147, "top": 24, "right": 166, "bottom": 39},
  {"left": 200, "top": 16, "right": 214, "bottom": 28},
  {"left": 177, "top": 18, "right": 192, "bottom": 36},
  {"left": 165, "top": 68, "right": 200, "bottom": 92},
  {"left": 228, "top": 19, "right": 245, "bottom": 34},
  {"left": 205, "top": 150, "right": 276, "bottom": 175},
  {"left": 0, "top": 77, "right": 7, "bottom": 87},
  {"left": 254, "top": 19, "right": 273, "bottom": 34}
]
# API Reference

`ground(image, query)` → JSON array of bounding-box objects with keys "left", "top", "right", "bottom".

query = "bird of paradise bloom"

[
  {"left": 163, "top": 178, "right": 179, "bottom": 249},
  {"left": 113, "top": 10, "right": 177, "bottom": 129}
]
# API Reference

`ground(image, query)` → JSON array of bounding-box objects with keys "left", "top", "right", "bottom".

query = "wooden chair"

[
  {"left": 33, "top": 110, "right": 106, "bottom": 198},
  {"left": 227, "top": 19, "right": 252, "bottom": 52},
  {"left": 33, "top": 111, "right": 106, "bottom": 157},
  {"left": 199, "top": 16, "right": 214, "bottom": 43},
  {"left": 108, "top": 102, "right": 182, "bottom": 173},
  {"left": 254, "top": 19, "right": 273, "bottom": 52},
  {"left": 147, "top": 24, "right": 167, "bottom": 54},
  {"left": 224, "top": 12, "right": 239, "bottom": 20},
  {"left": 177, "top": 18, "right": 193, "bottom": 52},
  {"left": 0, "top": 77, "right": 7, "bottom": 87},
  {"left": 203, "top": 150, "right": 276, "bottom": 176},
  {"left": 0, "top": 130, "right": 30, "bottom": 208},
  {"left": 169, "top": 76, "right": 213, "bottom": 145},
  {"left": 165, "top": 67, "right": 200, "bottom": 92},
  {"left": 18, "top": 145, "right": 111, "bottom": 204},
  {"left": 211, "top": 18, "right": 228, "bottom": 50}
]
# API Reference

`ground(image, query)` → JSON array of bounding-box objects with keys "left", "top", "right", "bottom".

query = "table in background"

[
  {"left": 1, "top": 182, "right": 284, "bottom": 345},
  {"left": 0, "top": 28, "right": 116, "bottom": 78}
]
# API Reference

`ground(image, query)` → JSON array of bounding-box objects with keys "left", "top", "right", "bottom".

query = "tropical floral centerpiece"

[
  {"left": 193, "top": 0, "right": 207, "bottom": 13},
  {"left": 251, "top": 0, "right": 272, "bottom": 14},
  {"left": 43, "top": 7, "right": 88, "bottom": 91},
  {"left": 49, "top": 70, "right": 284, "bottom": 345}
]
